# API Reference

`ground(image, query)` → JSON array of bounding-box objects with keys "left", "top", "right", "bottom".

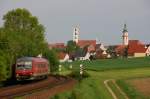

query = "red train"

[{"left": 15, "top": 57, "right": 50, "bottom": 81}]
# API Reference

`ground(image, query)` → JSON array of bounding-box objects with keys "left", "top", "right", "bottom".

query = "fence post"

[
  {"left": 69, "top": 64, "right": 72, "bottom": 69},
  {"left": 80, "top": 64, "right": 83, "bottom": 75},
  {"left": 59, "top": 65, "right": 62, "bottom": 72}
]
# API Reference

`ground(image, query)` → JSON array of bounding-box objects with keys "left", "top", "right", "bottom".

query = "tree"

[
  {"left": 106, "top": 46, "right": 117, "bottom": 58},
  {"left": 0, "top": 50, "right": 11, "bottom": 81},
  {"left": 0, "top": 28, "right": 8, "bottom": 49},
  {"left": 0, "top": 54, "right": 8, "bottom": 81},
  {"left": 0, "top": 8, "right": 49, "bottom": 80},
  {"left": 3, "top": 8, "right": 47, "bottom": 57},
  {"left": 66, "top": 40, "right": 79, "bottom": 54},
  {"left": 123, "top": 47, "right": 128, "bottom": 58},
  {"left": 43, "top": 49, "right": 59, "bottom": 72}
]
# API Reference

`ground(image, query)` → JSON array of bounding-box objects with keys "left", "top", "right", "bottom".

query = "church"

[
  {"left": 73, "top": 26, "right": 96, "bottom": 52},
  {"left": 115, "top": 24, "right": 150, "bottom": 58},
  {"left": 72, "top": 26, "right": 110, "bottom": 60}
]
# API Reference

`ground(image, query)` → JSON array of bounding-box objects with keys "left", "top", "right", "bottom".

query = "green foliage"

[
  {"left": 43, "top": 49, "right": 59, "bottom": 72},
  {"left": 68, "top": 70, "right": 90, "bottom": 81},
  {"left": 51, "top": 91, "right": 72, "bottom": 99},
  {"left": 106, "top": 46, "right": 117, "bottom": 58},
  {"left": 2, "top": 8, "right": 47, "bottom": 58},
  {"left": 3, "top": 8, "right": 44, "bottom": 33},
  {"left": 0, "top": 28, "right": 8, "bottom": 50},
  {"left": 66, "top": 40, "right": 79, "bottom": 54},
  {"left": 0, "top": 8, "right": 49, "bottom": 81},
  {"left": 51, "top": 78, "right": 106, "bottom": 99},
  {"left": 116, "top": 79, "right": 145, "bottom": 99},
  {"left": 0, "top": 50, "right": 10, "bottom": 81}
]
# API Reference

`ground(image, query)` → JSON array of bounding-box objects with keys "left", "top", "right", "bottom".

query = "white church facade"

[{"left": 122, "top": 24, "right": 129, "bottom": 46}]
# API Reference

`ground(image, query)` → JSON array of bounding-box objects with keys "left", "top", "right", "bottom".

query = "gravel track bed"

[{"left": 0, "top": 75, "right": 76, "bottom": 99}]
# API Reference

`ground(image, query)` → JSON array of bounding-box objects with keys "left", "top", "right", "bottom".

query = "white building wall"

[
  {"left": 122, "top": 32, "right": 128, "bottom": 45},
  {"left": 146, "top": 46, "right": 150, "bottom": 56},
  {"left": 73, "top": 27, "right": 79, "bottom": 43},
  {"left": 79, "top": 53, "right": 90, "bottom": 60},
  {"left": 59, "top": 54, "right": 69, "bottom": 62},
  {"left": 134, "top": 53, "right": 146, "bottom": 57}
]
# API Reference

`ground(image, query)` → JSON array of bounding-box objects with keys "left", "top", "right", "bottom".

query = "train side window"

[{"left": 36, "top": 63, "right": 47, "bottom": 68}]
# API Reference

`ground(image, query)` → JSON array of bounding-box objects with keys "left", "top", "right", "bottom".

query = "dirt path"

[
  {"left": 104, "top": 79, "right": 129, "bottom": 99},
  {"left": 112, "top": 79, "right": 129, "bottom": 99},
  {"left": 104, "top": 79, "right": 118, "bottom": 99}
]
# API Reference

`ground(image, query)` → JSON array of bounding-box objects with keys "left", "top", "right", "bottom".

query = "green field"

[
  {"left": 62, "top": 57, "right": 150, "bottom": 71},
  {"left": 51, "top": 57, "right": 150, "bottom": 99}
]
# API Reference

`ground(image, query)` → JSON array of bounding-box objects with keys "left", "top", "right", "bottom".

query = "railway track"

[{"left": 0, "top": 75, "right": 74, "bottom": 99}]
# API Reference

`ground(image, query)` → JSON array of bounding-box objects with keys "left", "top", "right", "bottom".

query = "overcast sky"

[{"left": 0, "top": 0, "right": 150, "bottom": 45}]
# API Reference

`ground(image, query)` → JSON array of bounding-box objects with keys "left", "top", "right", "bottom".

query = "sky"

[{"left": 0, "top": 0, "right": 150, "bottom": 45}]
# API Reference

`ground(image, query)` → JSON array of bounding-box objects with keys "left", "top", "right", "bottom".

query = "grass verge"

[
  {"left": 107, "top": 80, "right": 126, "bottom": 99},
  {"left": 116, "top": 79, "right": 146, "bottom": 99},
  {"left": 51, "top": 77, "right": 112, "bottom": 99},
  {"left": 62, "top": 57, "right": 150, "bottom": 71}
]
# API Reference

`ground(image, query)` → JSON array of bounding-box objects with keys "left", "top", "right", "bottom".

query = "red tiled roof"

[
  {"left": 49, "top": 43, "right": 66, "bottom": 49},
  {"left": 57, "top": 52, "right": 67, "bottom": 59},
  {"left": 129, "top": 40, "right": 144, "bottom": 45},
  {"left": 115, "top": 45, "right": 126, "bottom": 54},
  {"left": 77, "top": 40, "right": 96, "bottom": 48},
  {"left": 128, "top": 40, "right": 146, "bottom": 55}
]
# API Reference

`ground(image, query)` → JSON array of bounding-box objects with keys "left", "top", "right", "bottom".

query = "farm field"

[
  {"left": 51, "top": 57, "right": 150, "bottom": 99},
  {"left": 62, "top": 57, "right": 150, "bottom": 71},
  {"left": 127, "top": 78, "right": 150, "bottom": 97}
]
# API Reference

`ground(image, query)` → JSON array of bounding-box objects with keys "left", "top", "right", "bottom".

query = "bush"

[
  {"left": 0, "top": 50, "right": 10, "bottom": 81},
  {"left": 68, "top": 70, "right": 90, "bottom": 81},
  {"left": 43, "top": 49, "right": 59, "bottom": 72}
]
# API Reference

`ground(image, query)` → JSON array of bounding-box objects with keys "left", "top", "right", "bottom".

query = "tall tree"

[
  {"left": 0, "top": 8, "right": 49, "bottom": 80},
  {"left": 66, "top": 40, "right": 79, "bottom": 54},
  {"left": 3, "top": 8, "right": 46, "bottom": 57}
]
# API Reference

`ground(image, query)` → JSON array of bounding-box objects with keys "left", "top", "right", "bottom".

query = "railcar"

[{"left": 15, "top": 57, "right": 50, "bottom": 81}]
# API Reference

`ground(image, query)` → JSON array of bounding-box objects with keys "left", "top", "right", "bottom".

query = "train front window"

[{"left": 17, "top": 61, "right": 32, "bottom": 70}]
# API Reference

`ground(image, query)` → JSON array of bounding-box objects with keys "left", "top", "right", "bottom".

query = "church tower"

[
  {"left": 122, "top": 24, "right": 129, "bottom": 45},
  {"left": 73, "top": 26, "right": 79, "bottom": 43}
]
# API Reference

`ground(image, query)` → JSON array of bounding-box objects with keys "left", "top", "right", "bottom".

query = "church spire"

[
  {"left": 123, "top": 23, "right": 128, "bottom": 33},
  {"left": 122, "top": 23, "right": 129, "bottom": 45},
  {"left": 73, "top": 26, "right": 79, "bottom": 43}
]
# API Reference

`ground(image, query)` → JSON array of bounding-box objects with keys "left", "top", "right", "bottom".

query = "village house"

[
  {"left": 71, "top": 26, "right": 97, "bottom": 60},
  {"left": 74, "top": 48, "right": 90, "bottom": 60},
  {"left": 128, "top": 40, "right": 147, "bottom": 58},
  {"left": 115, "top": 24, "right": 150, "bottom": 58},
  {"left": 96, "top": 43, "right": 108, "bottom": 59},
  {"left": 115, "top": 45, "right": 127, "bottom": 57},
  {"left": 145, "top": 45, "right": 150, "bottom": 56},
  {"left": 77, "top": 40, "right": 96, "bottom": 52},
  {"left": 57, "top": 52, "right": 69, "bottom": 62},
  {"left": 73, "top": 26, "right": 96, "bottom": 51}
]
